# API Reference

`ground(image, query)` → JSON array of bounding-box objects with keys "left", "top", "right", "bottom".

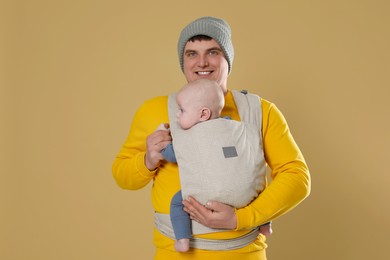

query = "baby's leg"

[{"left": 170, "top": 191, "right": 191, "bottom": 252}]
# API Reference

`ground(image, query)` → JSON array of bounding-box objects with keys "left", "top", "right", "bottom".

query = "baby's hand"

[
  {"left": 145, "top": 123, "right": 172, "bottom": 170},
  {"left": 156, "top": 123, "right": 170, "bottom": 131}
]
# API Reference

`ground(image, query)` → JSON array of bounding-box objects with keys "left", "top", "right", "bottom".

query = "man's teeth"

[{"left": 198, "top": 71, "right": 211, "bottom": 75}]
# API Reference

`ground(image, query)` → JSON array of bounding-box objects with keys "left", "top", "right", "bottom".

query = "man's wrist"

[{"left": 140, "top": 152, "right": 158, "bottom": 175}]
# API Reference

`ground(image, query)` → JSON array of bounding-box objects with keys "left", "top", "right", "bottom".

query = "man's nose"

[{"left": 198, "top": 55, "right": 209, "bottom": 67}]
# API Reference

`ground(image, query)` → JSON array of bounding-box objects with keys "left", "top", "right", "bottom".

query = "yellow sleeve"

[
  {"left": 235, "top": 99, "right": 311, "bottom": 230},
  {"left": 112, "top": 96, "right": 169, "bottom": 190}
]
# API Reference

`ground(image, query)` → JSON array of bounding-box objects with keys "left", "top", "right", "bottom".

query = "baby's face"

[{"left": 176, "top": 92, "right": 200, "bottom": 130}]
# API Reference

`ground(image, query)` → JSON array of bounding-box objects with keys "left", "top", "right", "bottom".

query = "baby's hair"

[{"left": 182, "top": 79, "right": 224, "bottom": 119}]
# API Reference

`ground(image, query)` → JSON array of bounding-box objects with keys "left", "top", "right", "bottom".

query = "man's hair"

[{"left": 188, "top": 35, "right": 212, "bottom": 42}]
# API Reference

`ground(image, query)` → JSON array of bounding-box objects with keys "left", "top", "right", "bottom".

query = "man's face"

[{"left": 183, "top": 39, "right": 229, "bottom": 94}]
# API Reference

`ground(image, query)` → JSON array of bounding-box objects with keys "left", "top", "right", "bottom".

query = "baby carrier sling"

[{"left": 154, "top": 90, "right": 267, "bottom": 250}]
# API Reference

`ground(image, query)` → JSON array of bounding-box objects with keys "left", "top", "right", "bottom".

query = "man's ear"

[{"left": 199, "top": 107, "right": 211, "bottom": 121}]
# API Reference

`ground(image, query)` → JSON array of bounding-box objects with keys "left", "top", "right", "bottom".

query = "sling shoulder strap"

[{"left": 231, "top": 89, "right": 262, "bottom": 135}]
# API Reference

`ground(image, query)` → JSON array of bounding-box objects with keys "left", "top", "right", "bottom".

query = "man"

[{"left": 112, "top": 16, "right": 311, "bottom": 259}]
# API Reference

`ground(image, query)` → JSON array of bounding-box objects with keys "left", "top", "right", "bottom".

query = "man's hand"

[
  {"left": 182, "top": 196, "right": 237, "bottom": 230},
  {"left": 145, "top": 123, "right": 172, "bottom": 170}
]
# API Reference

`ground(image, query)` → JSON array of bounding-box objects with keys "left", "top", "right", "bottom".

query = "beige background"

[{"left": 2, "top": 0, "right": 389, "bottom": 259}]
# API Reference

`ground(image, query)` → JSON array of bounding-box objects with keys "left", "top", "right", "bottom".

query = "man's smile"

[{"left": 197, "top": 71, "right": 212, "bottom": 75}]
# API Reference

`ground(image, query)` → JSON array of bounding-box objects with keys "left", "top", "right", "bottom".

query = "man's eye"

[
  {"left": 209, "top": 50, "right": 219, "bottom": 56},
  {"left": 186, "top": 52, "right": 196, "bottom": 57}
]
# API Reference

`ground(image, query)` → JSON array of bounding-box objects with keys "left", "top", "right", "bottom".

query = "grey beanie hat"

[{"left": 178, "top": 16, "right": 234, "bottom": 73}]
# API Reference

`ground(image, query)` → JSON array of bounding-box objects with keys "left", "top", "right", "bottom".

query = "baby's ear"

[{"left": 200, "top": 107, "right": 211, "bottom": 121}]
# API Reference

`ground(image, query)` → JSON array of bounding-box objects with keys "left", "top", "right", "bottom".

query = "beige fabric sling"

[{"left": 155, "top": 90, "right": 267, "bottom": 250}]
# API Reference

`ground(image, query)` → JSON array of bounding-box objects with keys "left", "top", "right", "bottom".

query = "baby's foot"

[
  {"left": 259, "top": 223, "right": 273, "bottom": 237},
  {"left": 175, "top": 238, "right": 190, "bottom": 252}
]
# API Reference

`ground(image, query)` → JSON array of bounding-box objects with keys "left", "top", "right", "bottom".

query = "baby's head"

[{"left": 176, "top": 79, "right": 225, "bottom": 130}]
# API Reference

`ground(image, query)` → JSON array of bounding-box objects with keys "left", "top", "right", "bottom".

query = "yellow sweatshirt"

[{"left": 112, "top": 90, "right": 311, "bottom": 259}]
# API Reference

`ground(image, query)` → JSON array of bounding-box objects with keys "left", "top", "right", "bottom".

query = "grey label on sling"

[{"left": 222, "top": 146, "right": 238, "bottom": 158}]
